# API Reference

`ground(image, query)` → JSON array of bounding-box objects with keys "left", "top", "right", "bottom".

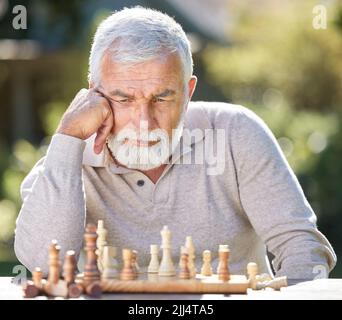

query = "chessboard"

[
  {"left": 99, "top": 274, "right": 249, "bottom": 294},
  {"left": 21, "top": 221, "right": 287, "bottom": 299}
]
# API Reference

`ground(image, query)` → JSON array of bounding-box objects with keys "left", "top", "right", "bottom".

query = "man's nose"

[{"left": 132, "top": 103, "right": 157, "bottom": 130}]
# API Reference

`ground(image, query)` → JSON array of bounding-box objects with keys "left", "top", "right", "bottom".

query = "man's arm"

[
  {"left": 14, "top": 88, "right": 114, "bottom": 275},
  {"left": 231, "top": 106, "right": 337, "bottom": 280},
  {"left": 14, "top": 134, "right": 87, "bottom": 275}
]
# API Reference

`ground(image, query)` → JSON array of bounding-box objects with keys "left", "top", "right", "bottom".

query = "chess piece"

[
  {"left": 217, "top": 245, "right": 230, "bottom": 281},
  {"left": 32, "top": 267, "right": 43, "bottom": 291},
  {"left": 22, "top": 280, "right": 39, "bottom": 298},
  {"left": 158, "top": 226, "right": 176, "bottom": 276},
  {"left": 44, "top": 240, "right": 68, "bottom": 298},
  {"left": 147, "top": 244, "right": 159, "bottom": 273},
  {"left": 120, "top": 248, "right": 135, "bottom": 280},
  {"left": 63, "top": 250, "right": 82, "bottom": 298},
  {"left": 147, "top": 273, "right": 159, "bottom": 282},
  {"left": 256, "top": 273, "right": 273, "bottom": 283},
  {"left": 216, "top": 245, "right": 229, "bottom": 273},
  {"left": 247, "top": 262, "right": 259, "bottom": 290},
  {"left": 96, "top": 220, "right": 108, "bottom": 272},
  {"left": 102, "top": 246, "right": 119, "bottom": 279},
  {"left": 63, "top": 250, "right": 77, "bottom": 284},
  {"left": 83, "top": 224, "right": 102, "bottom": 296},
  {"left": 85, "top": 282, "right": 102, "bottom": 298},
  {"left": 185, "top": 236, "right": 196, "bottom": 278},
  {"left": 47, "top": 240, "right": 61, "bottom": 285},
  {"left": 131, "top": 250, "right": 141, "bottom": 277},
  {"left": 178, "top": 246, "right": 190, "bottom": 279},
  {"left": 256, "top": 276, "right": 288, "bottom": 290},
  {"left": 201, "top": 250, "right": 213, "bottom": 276}
]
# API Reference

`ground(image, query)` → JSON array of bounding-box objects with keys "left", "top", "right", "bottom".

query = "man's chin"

[{"left": 115, "top": 154, "right": 167, "bottom": 171}]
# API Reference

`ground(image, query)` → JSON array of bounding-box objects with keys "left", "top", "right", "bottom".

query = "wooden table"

[{"left": 1, "top": 277, "right": 342, "bottom": 300}]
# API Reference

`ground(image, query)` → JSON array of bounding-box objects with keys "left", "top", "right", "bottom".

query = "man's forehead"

[{"left": 101, "top": 52, "right": 183, "bottom": 80}]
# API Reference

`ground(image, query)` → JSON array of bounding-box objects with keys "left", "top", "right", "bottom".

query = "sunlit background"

[{"left": 1, "top": 0, "right": 342, "bottom": 277}]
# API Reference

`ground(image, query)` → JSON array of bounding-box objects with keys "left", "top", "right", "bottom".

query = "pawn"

[
  {"left": 147, "top": 245, "right": 159, "bottom": 273},
  {"left": 247, "top": 262, "right": 258, "bottom": 290},
  {"left": 120, "top": 249, "right": 135, "bottom": 280},
  {"left": 45, "top": 241, "right": 69, "bottom": 298},
  {"left": 23, "top": 268, "right": 42, "bottom": 299},
  {"left": 131, "top": 250, "right": 141, "bottom": 276},
  {"left": 32, "top": 267, "right": 43, "bottom": 291},
  {"left": 185, "top": 236, "right": 196, "bottom": 278},
  {"left": 63, "top": 250, "right": 82, "bottom": 298},
  {"left": 47, "top": 240, "right": 61, "bottom": 285},
  {"left": 63, "top": 250, "right": 77, "bottom": 284},
  {"left": 178, "top": 246, "right": 190, "bottom": 279},
  {"left": 201, "top": 250, "right": 213, "bottom": 276},
  {"left": 96, "top": 220, "right": 108, "bottom": 272},
  {"left": 217, "top": 245, "right": 230, "bottom": 281},
  {"left": 102, "top": 246, "right": 119, "bottom": 280}
]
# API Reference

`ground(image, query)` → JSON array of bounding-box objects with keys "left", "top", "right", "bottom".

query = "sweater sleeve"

[
  {"left": 14, "top": 134, "right": 87, "bottom": 275},
  {"left": 230, "top": 107, "right": 336, "bottom": 280}
]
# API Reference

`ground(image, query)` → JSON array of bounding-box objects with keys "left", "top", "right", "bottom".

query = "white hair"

[{"left": 88, "top": 6, "right": 193, "bottom": 85}]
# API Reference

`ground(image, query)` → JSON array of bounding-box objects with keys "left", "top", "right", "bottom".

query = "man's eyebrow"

[
  {"left": 108, "top": 89, "right": 176, "bottom": 99},
  {"left": 109, "top": 89, "right": 133, "bottom": 99},
  {"left": 155, "top": 89, "right": 176, "bottom": 98}
]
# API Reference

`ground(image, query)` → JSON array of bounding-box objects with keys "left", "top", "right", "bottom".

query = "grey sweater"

[{"left": 14, "top": 101, "right": 336, "bottom": 279}]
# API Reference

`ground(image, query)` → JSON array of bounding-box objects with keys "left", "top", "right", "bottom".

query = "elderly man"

[{"left": 14, "top": 7, "right": 336, "bottom": 280}]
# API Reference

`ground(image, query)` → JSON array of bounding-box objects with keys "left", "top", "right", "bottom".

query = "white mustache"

[{"left": 114, "top": 128, "right": 169, "bottom": 144}]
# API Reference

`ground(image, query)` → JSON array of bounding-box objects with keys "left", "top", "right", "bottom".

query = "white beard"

[{"left": 106, "top": 112, "right": 185, "bottom": 171}]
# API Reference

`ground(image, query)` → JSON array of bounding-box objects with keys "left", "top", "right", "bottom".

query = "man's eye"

[
  {"left": 115, "top": 99, "right": 129, "bottom": 103},
  {"left": 154, "top": 98, "right": 166, "bottom": 103}
]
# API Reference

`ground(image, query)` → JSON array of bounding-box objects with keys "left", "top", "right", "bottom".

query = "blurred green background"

[{"left": 0, "top": 0, "right": 342, "bottom": 277}]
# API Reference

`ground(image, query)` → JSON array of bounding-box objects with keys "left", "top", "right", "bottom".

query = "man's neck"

[
  {"left": 106, "top": 145, "right": 167, "bottom": 184},
  {"left": 137, "top": 164, "right": 168, "bottom": 184}
]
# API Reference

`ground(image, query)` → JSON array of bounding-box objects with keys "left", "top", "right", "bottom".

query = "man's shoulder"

[
  {"left": 188, "top": 100, "right": 245, "bottom": 115},
  {"left": 186, "top": 101, "right": 260, "bottom": 130}
]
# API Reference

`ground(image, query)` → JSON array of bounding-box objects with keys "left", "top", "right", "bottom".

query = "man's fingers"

[{"left": 94, "top": 106, "right": 114, "bottom": 154}]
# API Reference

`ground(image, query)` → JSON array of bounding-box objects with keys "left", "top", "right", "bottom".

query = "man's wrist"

[
  {"left": 44, "top": 134, "right": 86, "bottom": 170},
  {"left": 56, "top": 125, "right": 84, "bottom": 140}
]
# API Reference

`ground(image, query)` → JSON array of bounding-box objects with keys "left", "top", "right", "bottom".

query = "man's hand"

[{"left": 56, "top": 88, "right": 114, "bottom": 154}]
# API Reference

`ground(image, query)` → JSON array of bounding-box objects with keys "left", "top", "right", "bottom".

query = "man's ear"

[
  {"left": 188, "top": 75, "right": 197, "bottom": 101},
  {"left": 183, "top": 76, "right": 197, "bottom": 112},
  {"left": 89, "top": 82, "right": 94, "bottom": 89}
]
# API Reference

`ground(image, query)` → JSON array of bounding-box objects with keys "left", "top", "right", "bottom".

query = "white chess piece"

[
  {"left": 148, "top": 244, "right": 160, "bottom": 273},
  {"left": 201, "top": 250, "right": 213, "bottom": 276},
  {"left": 96, "top": 220, "right": 108, "bottom": 272},
  {"left": 185, "top": 236, "right": 196, "bottom": 278},
  {"left": 158, "top": 226, "right": 176, "bottom": 276},
  {"left": 247, "top": 262, "right": 258, "bottom": 290},
  {"left": 102, "top": 246, "right": 119, "bottom": 279}
]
